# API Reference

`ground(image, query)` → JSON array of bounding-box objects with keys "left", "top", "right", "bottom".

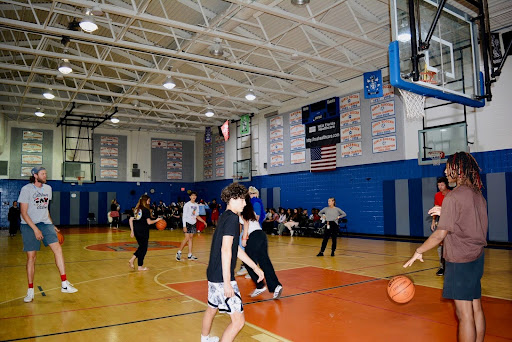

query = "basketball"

[
  {"left": 57, "top": 232, "right": 64, "bottom": 245},
  {"left": 387, "top": 275, "right": 415, "bottom": 303},
  {"left": 156, "top": 220, "right": 167, "bottom": 231}
]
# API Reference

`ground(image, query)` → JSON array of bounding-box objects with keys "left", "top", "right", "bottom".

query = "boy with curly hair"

[{"left": 201, "top": 183, "right": 264, "bottom": 342}]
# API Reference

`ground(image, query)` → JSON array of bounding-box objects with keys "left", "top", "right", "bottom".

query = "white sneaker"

[
  {"left": 290, "top": 230, "right": 294, "bottom": 236},
  {"left": 176, "top": 252, "right": 181, "bottom": 261},
  {"left": 61, "top": 280, "right": 78, "bottom": 293},
  {"left": 24, "top": 288, "right": 34, "bottom": 302},
  {"left": 236, "top": 266, "right": 248, "bottom": 276},
  {"left": 273, "top": 285, "right": 283, "bottom": 299},
  {"left": 245, "top": 274, "right": 251, "bottom": 279},
  {"left": 201, "top": 335, "right": 219, "bottom": 342},
  {"left": 250, "top": 287, "right": 267, "bottom": 297},
  {"left": 188, "top": 255, "right": 198, "bottom": 260}
]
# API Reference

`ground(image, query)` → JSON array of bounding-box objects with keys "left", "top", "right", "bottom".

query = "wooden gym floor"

[{"left": 1, "top": 226, "right": 511, "bottom": 342}]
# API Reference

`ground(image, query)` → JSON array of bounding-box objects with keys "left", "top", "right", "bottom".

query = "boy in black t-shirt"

[{"left": 201, "top": 183, "right": 264, "bottom": 342}]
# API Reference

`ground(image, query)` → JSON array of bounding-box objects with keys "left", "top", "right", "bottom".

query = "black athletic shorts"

[{"left": 443, "top": 252, "right": 484, "bottom": 301}]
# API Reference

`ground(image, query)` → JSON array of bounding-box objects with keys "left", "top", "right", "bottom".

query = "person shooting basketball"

[{"left": 404, "top": 152, "right": 488, "bottom": 342}]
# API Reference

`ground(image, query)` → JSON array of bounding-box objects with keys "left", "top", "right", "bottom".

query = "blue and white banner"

[
  {"left": 364, "top": 70, "right": 383, "bottom": 99},
  {"left": 205, "top": 127, "right": 212, "bottom": 143}
]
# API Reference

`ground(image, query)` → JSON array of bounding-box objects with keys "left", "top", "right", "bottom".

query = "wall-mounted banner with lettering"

[
  {"left": 340, "top": 125, "right": 362, "bottom": 142},
  {"left": 290, "top": 136, "right": 306, "bottom": 151},
  {"left": 215, "top": 156, "right": 225, "bottom": 167},
  {"left": 240, "top": 114, "right": 250, "bottom": 135},
  {"left": 289, "top": 110, "right": 302, "bottom": 125},
  {"left": 371, "top": 118, "right": 396, "bottom": 137},
  {"left": 21, "top": 166, "right": 33, "bottom": 177},
  {"left": 291, "top": 150, "right": 306, "bottom": 164},
  {"left": 204, "top": 147, "right": 212, "bottom": 157},
  {"left": 270, "top": 154, "right": 284, "bottom": 167},
  {"left": 215, "top": 145, "right": 225, "bottom": 155},
  {"left": 341, "top": 142, "right": 363, "bottom": 158},
  {"left": 168, "top": 141, "right": 183, "bottom": 150},
  {"left": 167, "top": 161, "right": 183, "bottom": 169},
  {"left": 270, "top": 128, "right": 284, "bottom": 142},
  {"left": 167, "top": 151, "right": 183, "bottom": 160},
  {"left": 205, "top": 127, "right": 212, "bottom": 143},
  {"left": 270, "top": 141, "right": 284, "bottom": 155},
  {"left": 290, "top": 124, "right": 305, "bottom": 137},
  {"left": 215, "top": 168, "right": 225, "bottom": 177},
  {"left": 23, "top": 131, "right": 43, "bottom": 141},
  {"left": 363, "top": 70, "right": 383, "bottom": 99},
  {"left": 269, "top": 116, "right": 283, "bottom": 129},
  {"left": 167, "top": 171, "right": 183, "bottom": 180},
  {"left": 371, "top": 101, "right": 395, "bottom": 120},
  {"left": 204, "top": 158, "right": 213, "bottom": 168},
  {"left": 372, "top": 135, "right": 397, "bottom": 153},
  {"left": 151, "top": 139, "right": 168, "bottom": 149},
  {"left": 100, "top": 147, "right": 118, "bottom": 157},
  {"left": 370, "top": 84, "right": 395, "bottom": 104},
  {"left": 204, "top": 169, "right": 213, "bottom": 179},
  {"left": 21, "top": 155, "right": 42, "bottom": 165},
  {"left": 100, "top": 169, "right": 118, "bottom": 179},
  {"left": 22, "top": 142, "right": 43, "bottom": 153},
  {"left": 340, "top": 109, "right": 361, "bottom": 127},
  {"left": 100, "top": 158, "right": 118, "bottom": 168},
  {"left": 305, "top": 117, "right": 340, "bottom": 148},
  {"left": 339, "top": 93, "right": 360, "bottom": 111},
  {"left": 101, "top": 136, "right": 118, "bottom": 145}
]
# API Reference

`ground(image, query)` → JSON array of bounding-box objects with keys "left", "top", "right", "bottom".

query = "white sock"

[
  {"left": 177, "top": 250, "right": 181, "bottom": 254},
  {"left": 188, "top": 253, "right": 192, "bottom": 257}
]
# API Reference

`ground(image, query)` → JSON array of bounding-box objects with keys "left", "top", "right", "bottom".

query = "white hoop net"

[
  {"left": 427, "top": 151, "right": 445, "bottom": 166},
  {"left": 399, "top": 88, "right": 426, "bottom": 120}
]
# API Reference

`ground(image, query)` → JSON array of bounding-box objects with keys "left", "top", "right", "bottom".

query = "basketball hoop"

[
  {"left": 427, "top": 151, "right": 445, "bottom": 166},
  {"left": 77, "top": 176, "right": 83, "bottom": 186},
  {"left": 232, "top": 176, "right": 238, "bottom": 183},
  {"left": 420, "top": 70, "right": 437, "bottom": 84},
  {"left": 399, "top": 88, "right": 425, "bottom": 121}
]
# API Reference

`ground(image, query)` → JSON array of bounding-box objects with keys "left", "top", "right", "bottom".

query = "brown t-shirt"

[{"left": 437, "top": 185, "right": 488, "bottom": 263}]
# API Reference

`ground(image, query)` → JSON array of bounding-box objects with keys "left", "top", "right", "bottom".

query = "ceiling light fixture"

[
  {"left": 205, "top": 107, "right": 215, "bottom": 117},
  {"left": 34, "top": 109, "right": 45, "bottom": 117},
  {"left": 245, "top": 89, "right": 256, "bottom": 101},
  {"left": 110, "top": 117, "right": 120, "bottom": 124},
  {"left": 291, "top": 0, "right": 310, "bottom": 6},
  {"left": 163, "top": 76, "right": 176, "bottom": 89},
  {"left": 79, "top": 13, "right": 98, "bottom": 33},
  {"left": 209, "top": 38, "right": 224, "bottom": 57},
  {"left": 43, "top": 88, "right": 55, "bottom": 100},
  {"left": 58, "top": 59, "right": 73, "bottom": 74}
]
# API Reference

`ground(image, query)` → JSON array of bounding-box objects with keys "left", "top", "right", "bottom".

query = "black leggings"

[
  {"left": 320, "top": 221, "right": 338, "bottom": 253},
  {"left": 245, "top": 230, "right": 281, "bottom": 292},
  {"left": 133, "top": 228, "right": 149, "bottom": 266}
]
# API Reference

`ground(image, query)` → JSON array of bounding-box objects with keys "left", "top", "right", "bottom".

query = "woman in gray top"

[{"left": 317, "top": 198, "right": 346, "bottom": 257}]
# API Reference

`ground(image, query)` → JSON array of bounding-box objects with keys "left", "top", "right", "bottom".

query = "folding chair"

[{"left": 87, "top": 213, "right": 97, "bottom": 228}]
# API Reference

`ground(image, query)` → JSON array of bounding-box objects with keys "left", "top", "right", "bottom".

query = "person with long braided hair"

[{"left": 404, "top": 152, "right": 488, "bottom": 342}]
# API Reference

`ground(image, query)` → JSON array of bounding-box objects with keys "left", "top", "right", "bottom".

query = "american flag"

[{"left": 310, "top": 145, "right": 337, "bottom": 172}]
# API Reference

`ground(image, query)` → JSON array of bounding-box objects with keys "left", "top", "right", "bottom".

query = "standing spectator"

[
  {"left": 404, "top": 152, "right": 488, "bottom": 342},
  {"left": 18, "top": 166, "right": 78, "bottom": 303},
  {"left": 431, "top": 176, "right": 451, "bottom": 276},
  {"left": 8, "top": 201, "right": 20, "bottom": 237},
  {"left": 248, "top": 186, "right": 265, "bottom": 226},
  {"left": 128, "top": 195, "right": 163, "bottom": 271},
  {"left": 210, "top": 199, "right": 220, "bottom": 228},
  {"left": 110, "top": 199, "right": 120, "bottom": 229},
  {"left": 316, "top": 198, "right": 346, "bottom": 257},
  {"left": 197, "top": 199, "right": 209, "bottom": 233},
  {"left": 169, "top": 204, "right": 181, "bottom": 230},
  {"left": 176, "top": 191, "right": 206, "bottom": 261}
]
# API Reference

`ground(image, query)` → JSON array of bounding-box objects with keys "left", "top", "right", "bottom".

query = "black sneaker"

[
  {"left": 436, "top": 268, "right": 444, "bottom": 276},
  {"left": 316, "top": 252, "right": 324, "bottom": 257},
  {"left": 331, "top": 251, "right": 335, "bottom": 257}
]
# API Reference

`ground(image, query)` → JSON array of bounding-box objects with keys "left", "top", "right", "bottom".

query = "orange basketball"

[
  {"left": 156, "top": 220, "right": 167, "bottom": 231},
  {"left": 387, "top": 275, "right": 415, "bottom": 303},
  {"left": 57, "top": 232, "right": 64, "bottom": 245}
]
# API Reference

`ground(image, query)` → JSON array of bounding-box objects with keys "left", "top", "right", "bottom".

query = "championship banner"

[
  {"left": 341, "top": 142, "right": 362, "bottom": 158},
  {"left": 371, "top": 118, "right": 396, "bottom": 137},
  {"left": 240, "top": 115, "right": 250, "bottom": 135},
  {"left": 491, "top": 33, "right": 503, "bottom": 67},
  {"left": 22, "top": 142, "right": 43, "bottom": 153},
  {"left": 23, "top": 131, "right": 43, "bottom": 141},
  {"left": 372, "top": 135, "right": 397, "bottom": 153},
  {"left": 370, "top": 84, "right": 395, "bottom": 104},
  {"left": 364, "top": 70, "right": 383, "bottom": 99},
  {"left": 305, "top": 117, "right": 340, "bottom": 148},
  {"left": 340, "top": 109, "right": 361, "bottom": 127},
  {"left": 205, "top": 127, "right": 212, "bottom": 143},
  {"left": 270, "top": 141, "right": 284, "bottom": 155},
  {"left": 371, "top": 101, "right": 395, "bottom": 120}
]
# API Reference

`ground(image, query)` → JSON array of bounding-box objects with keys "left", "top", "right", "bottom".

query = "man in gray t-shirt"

[
  {"left": 18, "top": 166, "right": 77, "bottom": 303},
  {"left": 317, "top": 198, "right": 346, "bottom": 257}
]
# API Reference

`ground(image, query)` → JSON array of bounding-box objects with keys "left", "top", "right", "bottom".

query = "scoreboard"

[{"left": 302, "top": 97, "right": 339, "bottom": 125}]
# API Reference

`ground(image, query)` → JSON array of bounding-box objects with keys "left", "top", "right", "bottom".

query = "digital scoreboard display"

[{"left": 301, "top": 97, "right": 339, "bottom": 125}]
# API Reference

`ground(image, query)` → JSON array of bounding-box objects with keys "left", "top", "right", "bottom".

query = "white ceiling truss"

[{"left": 0, "top": 0, "right": 510, "bottom": 134}]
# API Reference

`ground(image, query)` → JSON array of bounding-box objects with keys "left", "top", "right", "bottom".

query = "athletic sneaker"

[
  {"left": 316, "top": 252, "right": 324, "bottom": 257},
  {"left": 236, "top": 266, "right": 248, "bottom": 276},
  {"left": 273, "top": 285, "right": 283, "bottom": 299},
  {"left": 175, "top": 252, "right": 181, "bottom": 261},
  {"left": 188, "top": 255, "right": 198, "bottom": 260},
  {"left": 436, "top": 268, "right": 444, "bottom": 276},
  {"left": 61, "top": 280, "right": 78, "bottom": 293},
  {"left": 250, "top": 287, "right": 267, "bottom": 297},
  {"left": 24, "top": 288, "right": 34, "bottom": 303},
  {"left": 201, "top": 335, "right": 219, "bottom": 342},
  {"left": 245, "top": 274, "right": 251, "bottom": 279},
  {"left": 331, "top": 251, "right": 335, "bottom": 257}
]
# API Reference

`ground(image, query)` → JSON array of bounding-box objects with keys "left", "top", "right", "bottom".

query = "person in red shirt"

[{"left": 431, "top": 176, "right": 450, "bottom": 276}]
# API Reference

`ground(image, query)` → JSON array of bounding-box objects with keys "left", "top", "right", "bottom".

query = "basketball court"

[{"left": 1, "top": 0, "right": 512, "bottom": 341}]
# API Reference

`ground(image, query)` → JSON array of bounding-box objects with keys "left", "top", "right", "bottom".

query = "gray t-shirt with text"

[
  {"left": 18, "top": 183, "right": 53, "bottom": 224},
  {"left": 319, "top": 207, "right": 346, "bottom": 222}
]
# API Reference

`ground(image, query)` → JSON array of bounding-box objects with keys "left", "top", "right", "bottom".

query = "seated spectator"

[
  {"left": 276, "top": 208, "right": 287, "bottom": 235},
  {"left": 263, "top": 208, "right": 279, "bottom": 234},
  {"left": 281, "top": 208, "right": 299, "bottom": 236}
]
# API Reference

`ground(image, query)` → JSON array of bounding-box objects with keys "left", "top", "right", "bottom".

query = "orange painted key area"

[{"left": 169, "top": 267, "right": 512, "bottom": 342}]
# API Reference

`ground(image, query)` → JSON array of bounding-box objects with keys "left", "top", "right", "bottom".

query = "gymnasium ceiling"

[{"left": 0, "top": 0, "right": 511, "bottom": 134}]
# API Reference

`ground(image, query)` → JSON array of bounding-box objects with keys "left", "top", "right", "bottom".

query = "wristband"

[{"left": 242, "top": 238, "right": 248, "bottom": 240}]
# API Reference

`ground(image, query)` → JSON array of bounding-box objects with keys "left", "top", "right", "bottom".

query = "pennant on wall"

[
  {"left": 310, "top": 145, "right": 337, "bottom": 172},
  {"left": 364, "top": 70, "right": 383, "bottom": 99},
  {"left": 221, "top": 120, "right": 230, "bottom": 142},
  {"left": 205, "top": 127, "right": 212, "bottom": 143}
]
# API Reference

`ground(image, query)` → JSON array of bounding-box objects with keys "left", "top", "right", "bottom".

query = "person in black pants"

[
  {"left": 8, "top": 201, "right": 20, "bottom": 237},
  {"left": 317, "top": 198, "right": 346, "bottom": 257},
  {"left": 240, "top": 194, "right": 283, "bottom": 299},
  {"left": 128, "top": 194, "right": 162, "bottom": 271}
]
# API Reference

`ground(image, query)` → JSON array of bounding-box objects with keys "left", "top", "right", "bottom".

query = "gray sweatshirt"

[{"left": 319, "top": 207, "right": 346, "bottom": 222}]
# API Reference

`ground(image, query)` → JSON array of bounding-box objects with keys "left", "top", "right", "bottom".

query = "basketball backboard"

[
  {"left": 389, "top": 0, "right": 485, "bottom": 107},
  {"left": 233, "top": 159, "right": 251, "bottom": 182},
  {"left": 62, "top": 162, "right": 95, "bottom": 183},
  {"left": 418, "top": 122, "right": 468, "bottom": 165}
]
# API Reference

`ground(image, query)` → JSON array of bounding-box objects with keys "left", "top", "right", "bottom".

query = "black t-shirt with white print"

[{"left": 206, "top": 209, "right": 240, "bottom": 283}]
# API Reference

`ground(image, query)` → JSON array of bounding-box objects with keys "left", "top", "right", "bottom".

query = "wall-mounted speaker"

[
  {"left": 133, "top": 163, "right": 138, "bottom": 169},
  {"left": 263, "top": 162, "right": 267, "bottom": 169},
  {"left": 132, "top": 168, "right": 140, "bottom": 177}
]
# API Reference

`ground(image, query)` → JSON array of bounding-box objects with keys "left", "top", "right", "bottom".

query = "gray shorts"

[
  {"left": 185, "top": 222, "right": 197, "bottom": 234},
  {"left": 20, "top": 223, "right": 58, "bottom": 252},
  {"left": 207, "top": 281, "right": 243, "bottom": 314}
]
